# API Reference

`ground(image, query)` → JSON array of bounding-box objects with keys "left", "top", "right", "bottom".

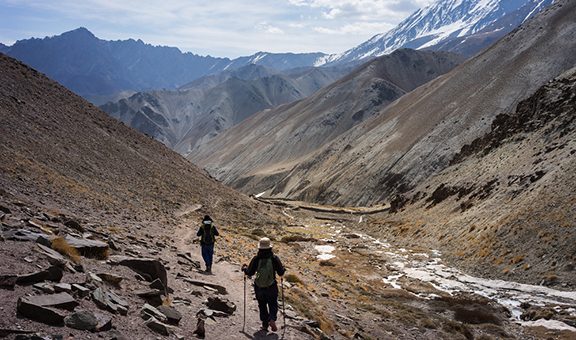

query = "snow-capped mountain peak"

[{"left": 324, "top": 0, "right": 553, "bottom": 65}]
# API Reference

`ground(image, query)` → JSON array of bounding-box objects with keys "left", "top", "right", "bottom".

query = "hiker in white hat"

[{"left": 242, "top": 237, "right": 285, "bottom": 332}]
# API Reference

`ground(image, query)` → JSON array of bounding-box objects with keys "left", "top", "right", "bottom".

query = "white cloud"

[
  {"left": 1, "top": 0, "right": 432, "bottom": 57},
  {"left": 322, "top": 8, "right": 342, "bottom": 19},
  {"left": 256, "top": 22, "right": 285, "bottom": 34}
]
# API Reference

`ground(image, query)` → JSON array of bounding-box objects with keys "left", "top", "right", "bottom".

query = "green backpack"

[
  {"left": 201, "top": 223, "right": 215, "bottom": 245},
  {"left": 254, "top": 258, "right": 275, "bottom": 288}
]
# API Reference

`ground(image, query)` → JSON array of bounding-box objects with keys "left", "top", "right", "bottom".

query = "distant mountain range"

[
  {"left": 192, "top": 0, "right": 576, "bottom": 287},
  {"left": 1, "top": 28, "right": 330, "bottom": 103},
  {"left": 100, "top": 63, "right": 353, "bottom": 153},
  {"left": 1, "top": 0, "right": 554, "bottom": 103},
  {"left": 191, "top": 49, "right": 464, "bottom": 190},
  {"left": 323, "top": 0, "right": 554, "bottom": 64},
  {"left": 196, "top": 0, "right": 575, "bottom": 207}
]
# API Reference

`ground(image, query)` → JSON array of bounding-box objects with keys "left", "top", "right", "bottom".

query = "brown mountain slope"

[
  {"left": 0, "top": 53, "right": 269, "bottom": 227},
  {"left": 192, "top": 49, "right": 464, "bottom": 192},
  {"left": 223, "top": 0, "right": 576, "bottom": 206},
  {"left": 371, "top": 66, "right": 576, "bottom": 286}
]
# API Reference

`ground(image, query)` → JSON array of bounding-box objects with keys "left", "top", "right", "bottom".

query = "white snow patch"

[
  {"left": 315, "top": 245, "right": 336, "bottom": 260},
  {"left": 254, "top": 191, "right": 266, "bottom": 198},
  {"left": 518, "top": 319, "right": 576, "bottom": 332}
]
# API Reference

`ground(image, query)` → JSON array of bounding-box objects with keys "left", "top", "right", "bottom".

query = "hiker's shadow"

[{"left": 240, "top": 329, "right": 280, "bottom": 340}]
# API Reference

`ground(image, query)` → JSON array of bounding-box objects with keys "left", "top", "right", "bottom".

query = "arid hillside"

[
  {"left": 371, "top": 66, "right": 576, "bottom": 286},
  {"left": 1, "top": 53, "right": 574, "bottom": 340},
  {"left": 0, "top": 53, "right": 270, "bottom": 228},
  {"left": 194, "top": 0, "right": 575, "bottom": 208},
  {"left": 192, "top": 49, "right": 464, "bottom": 193}
]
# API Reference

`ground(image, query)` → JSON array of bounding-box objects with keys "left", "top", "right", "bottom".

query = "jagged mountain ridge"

[
  {"left": 268, "top": 0, "right": 575, "bottom": 206},
  {"left": 324, "top": 0, "right": 554, "bottom": 64},
  {"left": 2, "top": 28, "right": 329, "bottom": 103},
  {"left": 101, "top": 63, "right": 352, "bottom": 154},
  {"left": 191, "top": 49, "right": 464, "bottom": 191},
  {"left": 194, "top": 0, "right": 576, "bottom": 207}
]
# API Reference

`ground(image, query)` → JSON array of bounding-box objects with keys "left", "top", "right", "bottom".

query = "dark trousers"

[
  {"left": 201, "top": 243, "right": 214, "bottom": 267},
  {"left": 254, "top": 283, "right": 279, "bottom": 322}
]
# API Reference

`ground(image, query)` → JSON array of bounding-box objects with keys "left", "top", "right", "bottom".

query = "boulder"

[
  {"left": 109, "top": 256, "right": 167, "bottom": 289},
  {"left": 97, "top": 272, "right": 123, "bottom": 286},
  {"left": 54, "top": 283, "right": 72, "bottom": 293},
  {"left": 64, "top": 235, "right": 108, "bottom": 259},
  {"left": 64, "top": 219, "right": 84, "bottom": 233},
  {"left": 64, "top": 310, "right": 98, "bottom": 331},
  {"left": 24, "top": 292, "right": 78, "bottom": 310},
  {"left": 200, "top": 308, "right": 229, "bottom": 318},
  {"left": 134, "top": 289, "right": 163, "bottom": 306},
  {"left": 175, "top": 273, "right": 227, "bottom": 294},
  {"left": 3, "top": 229, "right": 46, "bottom": 242},
  {"left": 206, "top": 297, "right": 236, "bottom": 315},
  {"left": 33, "top": 282, "right": 55, "bottom": 294},
  {"left": 72, "top": 283, "right": 91, "bottom": 297},
  {"left": 0, "top": 274, "right": 17, "bottom": 290},
  {"left": 141, "top": 303, "right": 167, "bottom": 322},
  {"left": 16, "top": 265, "right": 63, "bottom": 285},
  {"left": 145, "top": 316, "right": 174, "bottom": 336},
  {"left": 92, "top": 288, "right": 129, "bottom": 315},
  {"left": 17, "top": 297, "right": 67, "bottom": 326},
  {"left": 157, "top": 305, "right": 182, "bottom": 325},
  {"left": 35, "top": 244, "right": 66, "bottom": 266},
  {"left": 177, "top": 253, "right": 201, "bottom": 269},
  {"left": 95, "top": 313, "right": 113, "bottom": 332}
]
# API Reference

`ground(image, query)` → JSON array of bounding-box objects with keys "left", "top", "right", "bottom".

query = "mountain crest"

[{"left": 326, "top": 0, "right": 554, "bottom": 64}]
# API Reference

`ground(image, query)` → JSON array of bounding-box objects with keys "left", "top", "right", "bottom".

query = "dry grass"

[
  {"left": 284, "top": 273, "right": 303, "bottom": 285},
  {"left": 51, "top": 237, "right": 81, "bottom": 263},
  {"left": 286, "top": 287, "right": 334, "bottom": 334},
  {"left": 162, "top": 295, "right": 173, "bottom": 306}
]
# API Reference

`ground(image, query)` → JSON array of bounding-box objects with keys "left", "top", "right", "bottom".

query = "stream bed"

[{"left": 312, "top": 222, "right": 576, "bottom": 333}]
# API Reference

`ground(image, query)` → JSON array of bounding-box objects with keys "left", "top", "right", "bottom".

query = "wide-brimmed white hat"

[{"left": 258, "top": 237, "right": 272, "bottom": 250}]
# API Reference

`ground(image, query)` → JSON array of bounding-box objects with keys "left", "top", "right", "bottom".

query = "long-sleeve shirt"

[
  {"left": 244, "top": 249, "right": 285, "bottom": 279},
  {"left": 196, "top": 223, "right": 219, "bottom": 245}
]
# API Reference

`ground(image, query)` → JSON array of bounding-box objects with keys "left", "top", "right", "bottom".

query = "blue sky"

[{"left": 0, "top": 0, "right": 432, "bottom": 58}]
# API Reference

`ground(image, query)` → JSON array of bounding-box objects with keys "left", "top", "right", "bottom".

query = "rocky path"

[{"left": 172, "top": 224, "right": 312, "bottom": 340}]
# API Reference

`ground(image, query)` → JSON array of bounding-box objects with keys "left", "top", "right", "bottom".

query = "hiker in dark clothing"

[
  {"left": 242, "top": 237, "right": 285, "bottom": 332},
  {"left": 197, "top": 215, "right": 219, "bottom": 273}
]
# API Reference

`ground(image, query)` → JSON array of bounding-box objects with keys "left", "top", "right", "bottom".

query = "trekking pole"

[
  {"left": 281, "top": 276, "right": 286, "bottom": 330},
  {"left": 243, "top": 273, "right": 247, "bottom": 333}
]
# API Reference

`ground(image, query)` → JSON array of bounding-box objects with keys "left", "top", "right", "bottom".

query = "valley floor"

[{"left": 1, "top": 197, "right": 575, "bottom": 339}]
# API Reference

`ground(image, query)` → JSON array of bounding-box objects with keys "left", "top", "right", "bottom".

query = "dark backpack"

[
  {"left": 200, "top": 223, "right": 215, "bottom": 245},
  {"left": 254, "top": 257, "right": 275, "bottom": 288}
]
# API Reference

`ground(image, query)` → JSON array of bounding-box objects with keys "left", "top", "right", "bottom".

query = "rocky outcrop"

[{"left": 108, "top": 256, "right": 168, "bottom": 290}]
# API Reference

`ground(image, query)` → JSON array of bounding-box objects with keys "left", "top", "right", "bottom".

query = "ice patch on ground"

[
  {"left": 518, "top": 319, "right": 576, "bottom": 332},
  {"left": 315, "top": 245, "right": 336, "bottom": 260}
]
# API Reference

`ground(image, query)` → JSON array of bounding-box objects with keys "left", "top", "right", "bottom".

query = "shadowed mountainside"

[
  {"left": 372, "top": 65, "right": 576, "bottom": 287},
  {"left": 100, "top": 64, "right": 352, "bottom": 154},
  {"left": 201, "top": 0, "right": 576, "bottom": 206},
  {"left": 192, "top": 49, "right": 464, "bottom": 194},
  {"left": 0, "top": 53, "right": 270, "bottom": 227}
]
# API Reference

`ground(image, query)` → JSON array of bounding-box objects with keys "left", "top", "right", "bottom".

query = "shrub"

[{"left": 51, "top": 237, "right": 81, "bottom": 263}]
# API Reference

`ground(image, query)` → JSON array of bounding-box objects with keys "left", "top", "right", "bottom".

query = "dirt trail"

[{"left": 172, "top": 223, "right": 311, "bottom": 340}]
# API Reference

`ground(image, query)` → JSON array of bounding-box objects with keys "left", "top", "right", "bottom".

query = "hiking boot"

[
  {"left": 261, "top": 321, "right": 269, "bottom": 331},
  {"left": 206, "top": 265, "right": 211, "bottom": 273},
  {"left": 269, "top": 320, "right": 277, "bottom": 332}
]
